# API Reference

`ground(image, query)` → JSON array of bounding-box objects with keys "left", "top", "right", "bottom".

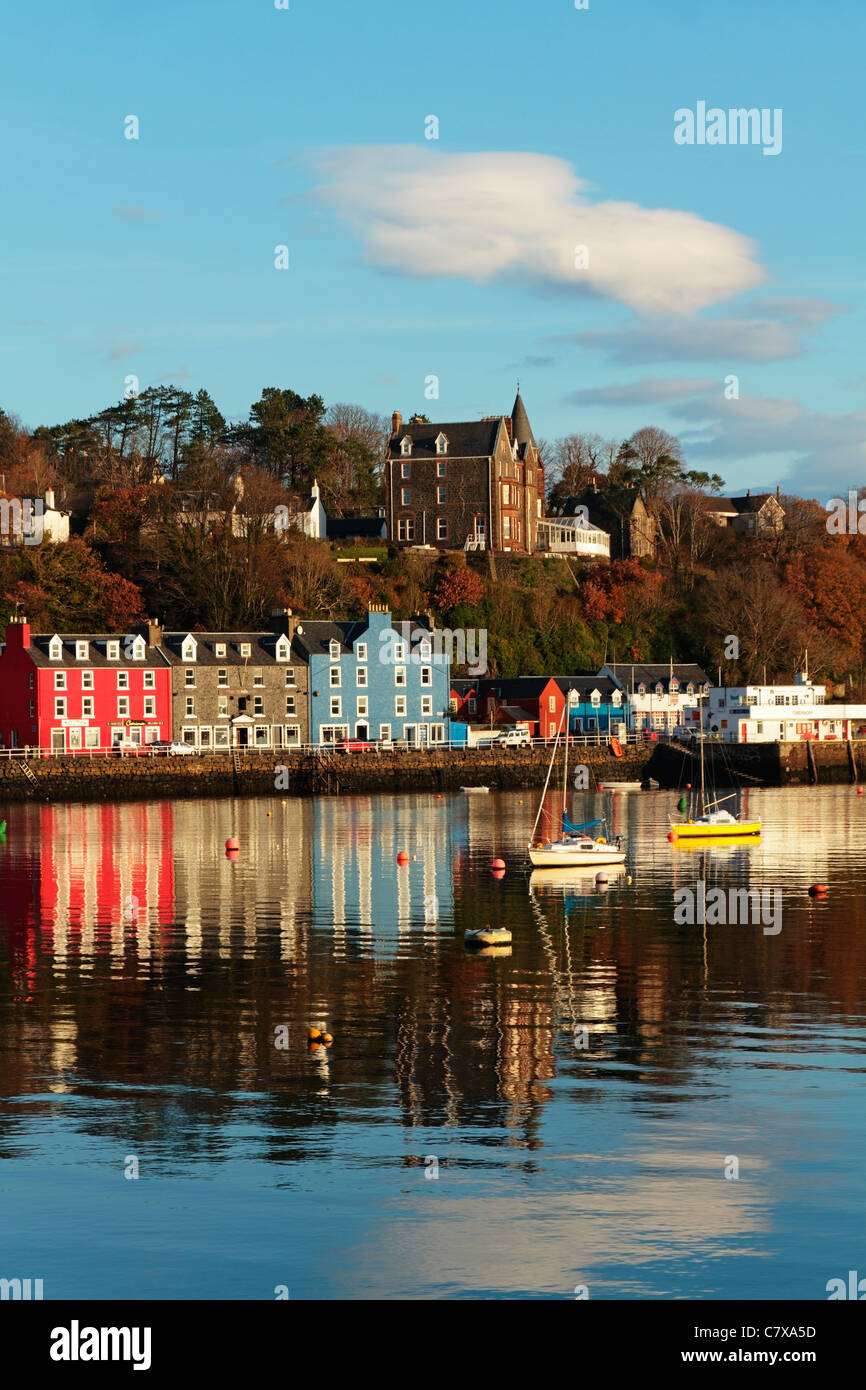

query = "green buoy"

[{"left": 677, "top": 797, "right": 687, "bottom": 813}]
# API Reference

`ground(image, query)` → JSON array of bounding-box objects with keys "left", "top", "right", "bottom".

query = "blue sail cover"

[{"left": 562, "top": 815, "right": 602, "bottom": 834}]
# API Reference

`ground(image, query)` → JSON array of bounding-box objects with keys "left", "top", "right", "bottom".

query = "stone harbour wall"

[{"left": 0, "top": 740, "right": 863, "bottom": 804}]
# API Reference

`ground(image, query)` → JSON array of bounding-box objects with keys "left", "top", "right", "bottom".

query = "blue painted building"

[
  {"left": 296, "top": 607, "right": 451, "bottom": 745},
  {"left": 556, "top": 676, "right": 629, "bottom": 737}
]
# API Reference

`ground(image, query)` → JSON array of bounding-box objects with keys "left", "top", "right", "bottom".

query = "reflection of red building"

[
  {"left": 0, "top": 618, "right": 171, "bottom": 752},
  {"left": 1, "top": 802, "right": 176, "bottom": 936}
]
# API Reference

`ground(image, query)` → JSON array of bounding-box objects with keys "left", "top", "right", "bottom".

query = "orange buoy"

[
  {"left": 225, "top": 848, "right": 239, "bottom": 860},
  {"left": 225, "top": 836, "right": 240, "bottom": 851},
  {"left": 858, "top": 787, "right": 864, "bottom": 796},
  {"left": 491, "top": 867, "right": 506, "bottom": 880},
  {"left": 308, "top": 1026, "right": 322, "bottom": 1040},
  {"left": 397, "top": 851, "right": 409, "bottom": 865},
  {"left": 667, "top": 831, "right": 674, "bottom": 842},
  {"left": 492, "top": 857, "right": 506, "bottom": 870},
  {"left": 322, "top": 1032, "right": 333, "bottom": 1045},
  {"left": 686, "top": 783, "right": 692, "bottom": 790},
  {"left": 808, "top": 884, "right": 828, "bottom": 897}
]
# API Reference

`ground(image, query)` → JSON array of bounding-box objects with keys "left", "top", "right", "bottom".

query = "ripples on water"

[{"left": 0, "top": 786, "right": 864, "bottom": 1298}]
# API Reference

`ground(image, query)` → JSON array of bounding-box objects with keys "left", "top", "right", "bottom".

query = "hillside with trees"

[{"left": 1, "top": 393, "right": 863, "bottom": 692}]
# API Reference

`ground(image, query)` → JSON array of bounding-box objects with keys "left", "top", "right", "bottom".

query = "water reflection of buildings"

[
  {"left": 2, "top": 787, "right": 864, "bottom": 1150},
  {"left": 311, "top": 796, "right": 454, "bottom": 940}
]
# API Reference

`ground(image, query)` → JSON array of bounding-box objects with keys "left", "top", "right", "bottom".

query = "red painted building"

[
  {"left": 474, "top": 677, "right": 566, "bottom": 741},
  {"left": 0, "top": 618, "right": 172, "bottom": 752}
]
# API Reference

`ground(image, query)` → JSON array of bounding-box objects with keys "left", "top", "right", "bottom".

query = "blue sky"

[{"left": 1, "top": 0, "right": 863, "bottom": 495}]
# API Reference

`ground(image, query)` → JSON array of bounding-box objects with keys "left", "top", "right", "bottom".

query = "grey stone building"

[
  {"left": 383, "top": 393, "right": 545, "bottom": 552},
  {"left": 152, "top": 610, "right": 310, "bottom": 749}
]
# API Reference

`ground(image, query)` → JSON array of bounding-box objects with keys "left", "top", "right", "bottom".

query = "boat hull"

[
  {"left": 670, "top": 820, "right": 761, "bottom": 840},
  {"left": 528, "top": 845, "right": 627, "bottom": 867}
]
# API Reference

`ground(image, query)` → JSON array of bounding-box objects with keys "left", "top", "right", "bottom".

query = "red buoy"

[
  {"left": 492, "top": 857, "right": 506, "bottom": 870},
  {"left": 858, "top": 787, "right": 864, "bottom": 796},
  {"left": 225, "top": 836, "right": 240, "bottom": 851},
  {"left": 397, "top": 851, "right": 409, "bottom": 865},
  {"left": 808, "top": 884, "right": 828, "bottom": 897},
  {"left": 225, "top": 848, "right": 239, "bottom": 861},
  {"left": 491, "top": 867, "right": 506, "bottom": 880},
  {"left": 667, "top": 831, "right": 674, "bottom": 842}
]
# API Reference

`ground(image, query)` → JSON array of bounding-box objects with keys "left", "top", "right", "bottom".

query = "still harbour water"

[{"left": 0, "top": 785, "right": 864, "bottom": 1300}]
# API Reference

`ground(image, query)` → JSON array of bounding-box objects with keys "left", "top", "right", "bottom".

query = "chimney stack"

[
  {"left": 146, "top": 618, "right": 162, "bottom": 648},
  {"left": 6, "top": 616, "right": 31, "bottom": 648},
  {"left": 270, "top": 608, "right": 297, "bottom": 641},
  {"left": 391, "top": 411, "right": 402, "bottom": 438},
  {"left": 44, "top": 488, "right": 55, "bottom": 511}
]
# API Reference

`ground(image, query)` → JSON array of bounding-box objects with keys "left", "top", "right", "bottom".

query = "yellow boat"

[
  {"left": 670, "top": 815, "right": 761, "bottom": 840},
  {"left": 669, "top": 693, "right": 761, "bottom": 840},
  {"left": 672, "top": 832, "right": 762, "bottom": 849}
]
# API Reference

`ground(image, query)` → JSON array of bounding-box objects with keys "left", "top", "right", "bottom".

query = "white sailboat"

[{"left": 527, "top": 697, "right": 626, "bottom": 868}]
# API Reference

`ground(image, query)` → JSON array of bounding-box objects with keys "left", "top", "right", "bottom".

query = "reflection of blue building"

[
  {"left": 310, "top": 797, "right": 454, "bottom": 943},
  {"left": 556, "top": 677, "right": 628, "bottom": 737},
  {"left": 297, "top": 608, "right": 451, "bottom": 746}
]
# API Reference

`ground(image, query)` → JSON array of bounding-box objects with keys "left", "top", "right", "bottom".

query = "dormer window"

[
  {"left": 435, "top": 433, "right": 448, "bottom": 456},
  {"left": 590, "top": 690, "right": 601, "bottom": 707},
  {"left": 655, "top": 683, "right": 664, "bottom": 696},
  {"left": 181, "top": 635, "right": 197, "bottom": 662},
  {"left": 49, "top": 636, "right": 63, "bottom": 661},
  {"left": 76, "top": 641, "right": 88, "bottom": 661},
  {"left": 329, "top": 640, "right": 341, "bottom": 661},
  {"left": 400, "top": 436, "right": 412, "bottom": 457},
  {"left": 638, "top": 683, "right": 647, "bottom": 695},
  {"left": 215, "top": 643, "right": 226, "bottom": 658},
  {"left": 106, "top": 640, "right": 120, "bottom": 661},
  {"left": 670, "top": 678, "right": 679, "bottom": 693},
  {"left": 686, "top": 683, "right": 695, "bottom": 695},
  {"left": 239, "top": 643, "right": 251, "bottom": 658},
  {"left": 275, "top": 636, "right": 291, "bottom": 662},
  {"left": 128, "top": 635, "right": 145, "bottom": 660},
  {"left": 612, "top": 690, "right": 622, "bottom": 706}
]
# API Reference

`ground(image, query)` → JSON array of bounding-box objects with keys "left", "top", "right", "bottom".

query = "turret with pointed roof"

[{"left": 511, "top": 390, "right": 536, "bottom": 449}]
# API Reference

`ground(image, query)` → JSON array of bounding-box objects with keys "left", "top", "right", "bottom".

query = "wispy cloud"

[
  {"left": 676, "top": 393, "right": 866, "bottom": 495},
  {"left": 308, "top": 145, "right": 766, "bottom": 316},
  {"left": 113, "top": 205, "right": 161, "bottom": 222},
  {"left": 104, "top": 343, "right": 141, "bottom": 362},
  {"left": 568, "top": 376, "right": 717, "bottom": 405},
  {"left": 553, "top": 299, "right": 842, "bottom": 365}
]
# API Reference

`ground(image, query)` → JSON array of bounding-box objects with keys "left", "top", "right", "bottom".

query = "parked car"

[
  {"left": 492, "top": 728, "right": 532, "bottom": 748},
  {"left": 335, "top": 738, "right": 376, "bottom": 753},
  {"left": 150, "top": 740, "right": 197, "bottom": 755}
]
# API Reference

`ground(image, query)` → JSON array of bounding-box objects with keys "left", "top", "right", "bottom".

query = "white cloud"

[
  {"left": 568, "top": 376, "right": 717, "bottom": 405},
  {"left": 309, "top": 146, "right": 766, "bottom": 316},
  {"left": 555, "top": 299, "right": 843, "bottom": 364},
  {"left": 675, "top": 393, "right": 866, "bottom": 496}
]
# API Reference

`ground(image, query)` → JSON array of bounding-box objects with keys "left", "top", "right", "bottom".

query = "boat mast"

[
  {"left": 699, "top": 689, "right": 706, "bottom": 815},
  {"left": 528, "top": 699, "right": 568, "bottom": 847},
  {"left": 562, "top": 687, "right": 570, "bottom": 817}
]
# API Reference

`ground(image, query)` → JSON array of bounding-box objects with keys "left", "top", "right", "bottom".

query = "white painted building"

[
  {"left": 705, "top": 673, "right": 866, "bottom": 742},
  {"left": 599, "top": 663, "right": 710, "bottom": 735},
  {"left": 0, "top": 488, "right": 70, "bottom": 546},
  {"left": 536, "top": 516, "right": 610, "bottom": 559}
]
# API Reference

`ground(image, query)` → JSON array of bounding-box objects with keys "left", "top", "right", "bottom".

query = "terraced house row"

[{"left": 0, "top": 608, "right": 452, "bottom": 752}]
